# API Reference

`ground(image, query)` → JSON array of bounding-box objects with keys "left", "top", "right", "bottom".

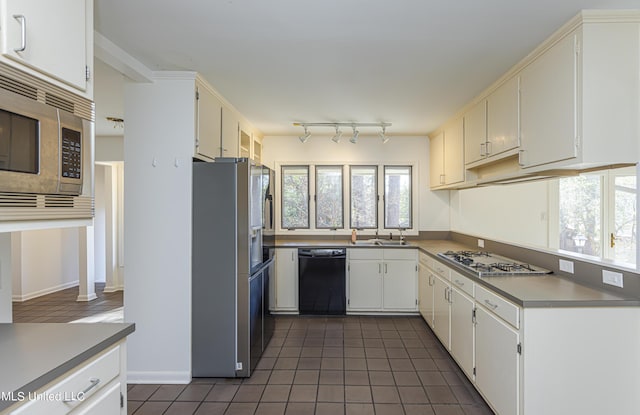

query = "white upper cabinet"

[
  {"left": 486, "top": 75, "right": 520, "bottom": 158},
  {"left": 519, "top": 32, "right": 578, "bottom": 169},
  {"left": 465, "top": 76, "right": 520, "bottom": 167},
  {"left": 464, "top": 100, "right": 487, "bottom": 165},
  {"left": 430, "top": 118, "right": 465, "bottom": 189},
  {"left": 221, "top": 106, "right": 240, "bottom": 158},
  {"left": 195, "top": 80, "right": 223, "bottom": 161},
  {"left": 432, "top": 12, "right": 640, "bottom": 188},
  {"left": 0, "top": 0, "right": 91, "bottom": 95}
]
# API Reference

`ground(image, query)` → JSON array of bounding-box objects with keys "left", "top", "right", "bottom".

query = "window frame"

[
  {"left": 349, "top": 165, "right": 378, "bottom": 230},
  {"left": 552, "top": 166, "right": 637, "bottom": 267},
  {"left": 314, "top": 165, "right": 344, "bottom": 230},
  {"left": 280, "top": 164, "right": 310, "bottom": 230},
  {"left": 383, "top": 165, "right": 413, "bottom": 230}
]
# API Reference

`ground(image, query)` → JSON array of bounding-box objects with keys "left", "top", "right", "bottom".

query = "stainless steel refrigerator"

[{"left": 192, "top": 158, "right": 274, "bottom": 377}]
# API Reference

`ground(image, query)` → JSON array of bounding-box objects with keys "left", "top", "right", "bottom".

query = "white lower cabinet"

[
  {"left": 418, "top": 262, "right": 434, "bottom": 325},
  {"left": 7, "top": 342, "right": 126, "bottom": 415},
  {"left": 273, "top": 248, "right": 298, "bottom": 311},
  {"left": 348, "top": 259, "right": 383, "bottom": 310},
  {"left": 475, "top": 305, "right": 520, "bottom": 415},
  {"left": 432, "top": 274, "right": 450, "bottom": 347},
  {"left": 422, "top": 255, "right": 640, "bottom": 415},
  {"left": 449, "top": 274, "right": 475, "bottom": 380},
  {"left": 347, "top": 248, "right": 417, "bottom": 313}
]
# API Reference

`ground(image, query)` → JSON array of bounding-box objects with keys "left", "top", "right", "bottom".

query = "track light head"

[
  {"left": 299, "top": 126, "right": 311, "bottom": 143},
  {"left": 331, "top": 126, "right": 342, "bottom": 143},
  {"left": 350, "top": 126, "right": 359, "bottom": 144},
  {"left": 379, "top": 126, "right": 390, "bottom": 144}
]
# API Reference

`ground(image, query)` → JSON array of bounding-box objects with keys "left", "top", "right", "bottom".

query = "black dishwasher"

[{"left": 298, "top": 248, "right": 346, "bottom": 315}]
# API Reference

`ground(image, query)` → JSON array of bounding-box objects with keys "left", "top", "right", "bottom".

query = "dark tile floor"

[
  {"left": 128, "top": 316, "right": 495, "bottom": 415},
  {"left": 12, "top": 283, "right": 123, "bottom": 323}
]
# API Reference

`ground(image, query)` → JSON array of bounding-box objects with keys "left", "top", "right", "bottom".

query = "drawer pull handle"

[
  {"left": 454, "top": 279, "right": 464, "bottom": 286},
  {"left": 63, "top": 378, "right": 101, "bottom": 403},
  {"left": 484, "top": 299, "right": 499, "bottom": 310}
]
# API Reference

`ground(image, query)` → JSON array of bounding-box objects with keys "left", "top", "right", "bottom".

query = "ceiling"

[{"left": 94, "top": 0, "right": 638, "bottom": 137}]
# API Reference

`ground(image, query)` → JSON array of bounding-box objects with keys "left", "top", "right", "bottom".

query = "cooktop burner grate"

[{"left": 437, "top": 250, "right": 551, "bottom": 277}]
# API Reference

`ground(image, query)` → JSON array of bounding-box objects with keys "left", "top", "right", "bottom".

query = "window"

[
  {"left": 281, "top": 165, "right": 309, "bottom": 229},
  {"left": 558, "top": 167, "right": 636, "bottom": 266},
  {"left": 384, "top": 166, "right": 412, "bottom": 229},
  {"left": 559, "top": 174, "right": 601, "bottom": 256},
  {"left": 315, "top": 166, "right": 343, "bottom": 229},
  {"left": 350, "top": 166, "right": 377, "bottom": 229}
]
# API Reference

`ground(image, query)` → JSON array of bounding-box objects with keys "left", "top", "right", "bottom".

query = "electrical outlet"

[
  {"left": 602, "top": 270, "right": 624, "bottom": 288},
  {"left": 478, "top": 239, "right": 485, "bottom": 248},
  {"left": 559, "top": 259, "right": 574, "bottom": 274}
]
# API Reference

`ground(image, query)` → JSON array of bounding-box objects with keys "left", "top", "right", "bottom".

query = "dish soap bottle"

[{"left": 351, "top": 229, "right": 357, "bottom": 244}]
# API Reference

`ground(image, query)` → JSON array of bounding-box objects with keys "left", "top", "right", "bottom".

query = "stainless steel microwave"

[{"left": 0, "top": 87, "right": 86, "bottom": 195}]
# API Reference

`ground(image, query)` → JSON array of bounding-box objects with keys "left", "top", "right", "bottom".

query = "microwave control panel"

[{"left": 61, "top": 128, "right": 81, "bottom": 179}]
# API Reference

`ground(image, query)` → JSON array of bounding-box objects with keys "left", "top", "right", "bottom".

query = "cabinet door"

[
  {"left": 475, "top": 306, "right": 520, "bottom": 415},
  {"left": 432, "top": 275, "right": 450, "bottom": 348},
  {"left": 418, "top": 263, "right": 432, "bottom": 323},
  {"left": 195, "top": 85, "right": 222, "bottom": 160},
  {"left": 443, "top": 118, "right": 465, "bottom": 184},
  {"left": 221, "top": 106, "right": 239, "bottom": 157},
  {"left": 1, "top": 0, "right": 87, "bottom": 90},
  {"left": 348, "top": 260, "right": 382, "bottom": 310},
  {"left": 520, "top": 32, "right": 578, "bottom": 168},
  {"left": 450, "top": 287, "right": 474, "bottom": 379},
  {"left": 464, "top": 100, "right": 487, "bottom": 164},
  {"left": 487, "top": 76, "right": 520, "bottom": 156},
  {"left": 383, "top": 260, "right": 417, "bottom": 310},
  {"left": 429, "top": 131, "right": 444, "bottom": 187},
  {"left": 274, "top": 249, "right": 298, "bottom": 310}
]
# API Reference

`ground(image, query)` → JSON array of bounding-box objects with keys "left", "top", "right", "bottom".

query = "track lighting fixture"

[
  {"left": 292, "top": 122, "right": 391, "bottom": 144},
  {"left": 350, "top": 126, "right": 359, "bottom": 144},
  {"left": 331, "top": 126, "right": 343, "bottom": 143},
  {"left": 298, "top": 126, "right": 311, "bottom": 143}
]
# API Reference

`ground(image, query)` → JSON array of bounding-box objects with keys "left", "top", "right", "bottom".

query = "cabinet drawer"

[
  {"left": 430, "top": 260, "right": 450, "bottom": 281},
  {"left": 349, "top": 248, "right": 383, "bottom": 260},
  {"left": 11, "top": 345, "right": 121, "bottom": 415},
  {"left": 383, "top": 249, "right": 417, "bottom": 260},
  {"left": 450, "top": 271, "right": 473, "bottom": 297},
  {"left": 475, "top": 285, "right": 520, "bottom": 329},
  {"left": 418, "top": 252, "right": 432, "bottom": 268}
]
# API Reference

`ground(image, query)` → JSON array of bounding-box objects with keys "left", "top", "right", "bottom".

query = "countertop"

[
  {"left": 273, "top": 238, "right": 640, "bottom": 308},
  {"left": 0, "top": 323, "right": 135, "bottom": 411}
]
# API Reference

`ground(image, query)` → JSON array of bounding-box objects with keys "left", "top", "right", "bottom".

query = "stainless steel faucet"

[{"left": 399, "top": 228, "right": 405, "bottom": 242}]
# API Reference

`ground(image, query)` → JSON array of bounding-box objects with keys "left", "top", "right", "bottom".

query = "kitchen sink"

[
  {"left": 351, "top": 239, "right": 410, "bottom": 247},
  {"left": 376, "top": 240, "right": 410, "bottom": 246},
  {"left": 351, "top": 239, "right": 380, "bottom": 246}
]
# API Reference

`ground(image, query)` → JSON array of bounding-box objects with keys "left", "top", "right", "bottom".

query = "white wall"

[
  {"left": 95, "top": 135, "right": 124, "bottom": 162},
  {"left": 262, "top": 135, "right": 450, "bottom": 232},
  {"left": 94, "top": 165, "right": 107, "bottom": 283},
  {"left": 11, "top": 229, "right": 80, "bottom": 301},
  {"left": 450, "top": 181, "right": 550, "bottom": 248},
  {"left": 124, "top": 74, "right": 194, "bottom": 383},
  {"left": 0, "top": 233, "right": 14, "bottom": 322}
]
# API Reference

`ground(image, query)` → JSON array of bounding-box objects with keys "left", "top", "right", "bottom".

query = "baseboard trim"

[
  {"left": 127, "top": 371, "right": 191, "bottom": 384},
  {"left": 12, "top": 280, "right": 79, "bottom": 302},
  {"left": 103, "top": 284, "right": 123, "bottom": 293},
  {"left": 76, "top": 293, "right": 98, "bottom": 302}
]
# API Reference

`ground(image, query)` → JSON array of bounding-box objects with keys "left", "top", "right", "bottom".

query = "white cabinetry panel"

[
  {"left": 274, "top": 248, "right": 298, "bottom": 311},
  {"left": 519, "top": 32, "right": 578, "bottom": 168},
  {"left": 1, "top": 0, "right": 88, "bottom": 91}
]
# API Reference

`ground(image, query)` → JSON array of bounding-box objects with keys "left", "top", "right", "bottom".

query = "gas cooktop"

[{"left": 437, "top": 250, "right": 552, "bottom": 277}]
